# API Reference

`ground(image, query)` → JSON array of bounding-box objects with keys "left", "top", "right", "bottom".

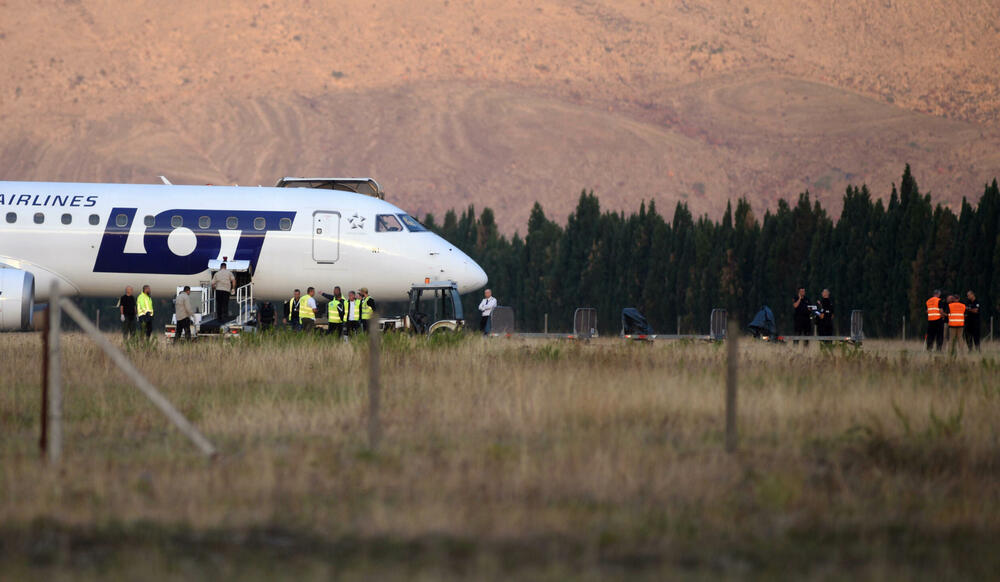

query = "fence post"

[
  {"left": 544, "top": 313, "right": 548, "bottom": 335},
  {"left": 367, "top": 317, "right": 382, "bottom": 450},
  {"left": 725, "top": 319, "right": 738, "bottom": 453},
  {"left": 47, "top": 282, "right": 62, "bottom": 465},
  {"left": 902, "top": 315, "right": 906, "bottom": 341},
  {"left": 39, "top": 306, "right": 49, "bottom": 456},
  {"left": 677, "top": 315, "right": 681, "bottom": 335},
  {"left": 96, "top": 308, "right": 100, "bottom": 332}
]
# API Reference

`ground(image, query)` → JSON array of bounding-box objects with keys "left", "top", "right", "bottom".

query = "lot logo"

[{"left": 94, "top": 208, "right": 296, "bottom": 275}]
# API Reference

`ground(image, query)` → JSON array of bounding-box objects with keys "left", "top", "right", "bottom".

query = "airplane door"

[{"left": 312, "top": 212, "right": 340, "bottom": 262}]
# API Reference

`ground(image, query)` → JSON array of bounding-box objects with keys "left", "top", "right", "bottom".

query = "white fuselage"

[{"left": 0, "top": 181, "right": 487, "bottom": 302}]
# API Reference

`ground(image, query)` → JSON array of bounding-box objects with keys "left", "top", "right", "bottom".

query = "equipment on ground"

[
  {"left": 748, "top": 306, "right": 778, "bottom": 340},
  {"left": 380, "top": 280, "right": 466, "bottom": 335},
  {"left": 165, "top": 260, "right": 257, "bottom": 339},
  {"left": 621, "top": 308, "right": 653, "bottom": 337}
]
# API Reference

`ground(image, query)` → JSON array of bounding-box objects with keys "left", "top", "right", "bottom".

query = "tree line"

[{"left": 425, "top": 166, "right": 1000, "bottom": 338}]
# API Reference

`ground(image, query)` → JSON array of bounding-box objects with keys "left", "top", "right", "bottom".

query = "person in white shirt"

[{"left": 478, "top": 289, "right": 497, "bottom": 335}]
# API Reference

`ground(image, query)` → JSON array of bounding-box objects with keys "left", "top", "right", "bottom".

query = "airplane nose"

[{"left": 467, "top": 260, "right": 488, "bottom": 292}]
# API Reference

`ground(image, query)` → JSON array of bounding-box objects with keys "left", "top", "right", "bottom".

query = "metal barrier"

[
  {"left": 710, "top": 309, "right": 728, "bottom": 340},
  {"left": 490, "top": 306, "right": 515, "bottom": 335},
  {"left": 573, "top": 308, "right": 598, "bottom": 339},
  {"left": 235, "top": 282, "right": 254, "bottom": 325},
  {"left": 850, "top": 310, "right": 864, "bottom": 343}
]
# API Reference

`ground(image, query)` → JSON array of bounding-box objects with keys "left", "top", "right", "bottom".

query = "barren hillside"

[{"left": 1, "top": 0, "right": 998, "bottom": 230}]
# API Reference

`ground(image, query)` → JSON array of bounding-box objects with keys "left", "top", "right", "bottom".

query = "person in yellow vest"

[
  {"left": 359, "top": 287, "right": 377, "bottom": 332},
  {"left": 345, "top": 290, "right": 362, "bottom": 336},
  {"left": 300, "top": 287, "right": 317, "bottom": 333},
  {"left": 283, "top": 289, "right": 303, "bottom": 331},
  {"left": 946, "top": 294, "right": 966, "bottom": 352},
  {"left": 136, "top": 284, "right": 155, "bottom": 339},
  {"left": 925, "top": 289, "right": 944, "bottom": 352},
  {"left": 321, "top": 286, "right": 346, "bottom": 337}
]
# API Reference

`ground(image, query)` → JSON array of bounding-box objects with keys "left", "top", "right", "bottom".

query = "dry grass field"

[{"left": 1, "top": 331, "right": 999, "bottom": 579}]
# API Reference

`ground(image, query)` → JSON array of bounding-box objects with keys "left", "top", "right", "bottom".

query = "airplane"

[{"left": 0, "top": 177, "right": 488, "bottom": 330}]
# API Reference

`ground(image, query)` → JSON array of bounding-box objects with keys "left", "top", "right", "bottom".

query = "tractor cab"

[{"left": 406, "top": 281, "right": 465, "bottom": 334}]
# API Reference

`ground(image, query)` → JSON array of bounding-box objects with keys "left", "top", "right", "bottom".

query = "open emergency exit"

[{"left": 312, "top": 211, "right": 341, "bottom": 262}]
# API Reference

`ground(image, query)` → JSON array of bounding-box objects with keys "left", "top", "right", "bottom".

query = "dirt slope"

[{"left": 1, "top": 0, "right": 998, "bottom": 230}]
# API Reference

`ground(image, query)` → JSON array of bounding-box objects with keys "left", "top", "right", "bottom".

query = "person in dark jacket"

[
  {"left": 792, "top": 286, "right": 811, "bottom": 346},
  {"left": 965, "top": 290, "right": 981, "bottom": 352},
  {"left": 816, "top": 288, "right": 834, "bottom": 338}
]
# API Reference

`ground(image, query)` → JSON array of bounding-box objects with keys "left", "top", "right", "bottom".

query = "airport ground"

[{"left": 1, "top": 332, "right": 998, "bottom": 580}]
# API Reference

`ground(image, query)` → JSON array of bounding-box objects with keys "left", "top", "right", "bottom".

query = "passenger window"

[
  {"left": 5, "top": 212, "right": 15, "bottom": 224},
  {"left": 376, "top": 214, "right": 403, "bottom": 232},
  {"left": 199, "top": 216, "right": 210, "bottom": 229},
  {"left": 171, "top": 215, "right": 183, "bottom": 228},
  {"left": 115, "top": 214, "right": 128, "bottom": 227},
  {"left": 34, "top": 213, "right": 44, "bottom": 224},
  {"left": 226, "top": 216, "right": 238, "bottom": 229},
  {"left": 279, "top": 217, "right": 292, "bottom": 231},
  {"left": 89, "top": 214, "right": 100, "bottom": 225},
  {"left": 144, "top": 215, "right": 155, "bottom": 227},
  {"left": 61, "top": 213, "right": 72, "bottom": 225},
  {"left": 397, "top": 214, "right": 427, "bottom": 232},
  {"left": 253, "top": 217, "right": 266, "bottom": 230}
]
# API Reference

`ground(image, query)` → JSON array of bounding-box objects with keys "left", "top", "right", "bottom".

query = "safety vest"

[
  {"left": 947, "top": 302, "right": 966, "bottom": 327},
  {"left": 328, "top": 297, "right": 345, "bottom": 323},
  {"left": 137, "top": 292, "right": 154, "bottom": 316},
  {"left": 347, "top": 299, "right": 361, "bottom": 321},
  {"left": 288, "top": 297, "right": 301, "bottom": 321},
  {"left": 300, "top": 296, "right": 316, "bottom": 320},
  {"left": 360, "top": 296, "right": 374, "bottom": 320},
  {"left": 926, "top": 297, "right": 942, "bottom": 321}
]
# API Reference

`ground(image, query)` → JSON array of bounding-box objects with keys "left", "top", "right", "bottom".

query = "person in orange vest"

[
  {"left": 946, "top": 294, "right": 966, "bottom": 351},
  {"left": 925, "top": 289, "right": 944, "bottom": 351}
]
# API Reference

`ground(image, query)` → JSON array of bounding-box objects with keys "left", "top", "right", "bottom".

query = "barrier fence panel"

[
  {"left": 710, "top": 309, "right": 728, "bottom": 340},
  {"left": 850, "top": 310, "right": 864, "bottom": 342},
  {"left": 490, "top": 306, "right": 515, "bottom": 335},
  {"left": 573, "top": 308, "right": 598, "bottom": 339}
]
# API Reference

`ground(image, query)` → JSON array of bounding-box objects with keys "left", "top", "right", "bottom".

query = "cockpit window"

[
  {"left": 397, "top": 214, "right": 427, "bottom": 232},
  {"left": 375, "top": 214, "right": 403, "bottom": 232}
]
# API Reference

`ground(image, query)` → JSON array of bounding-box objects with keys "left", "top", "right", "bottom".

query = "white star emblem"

[{"left": 348, "top": 213, "right": 366, "bottom": 230}]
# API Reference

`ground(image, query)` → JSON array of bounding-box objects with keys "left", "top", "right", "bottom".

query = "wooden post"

[
  {"left": 902, "top": 315, "right": 906, "bottom": 341},
  {"left": 47, "top": 282, "right": 62, "bottom": 465},
  {"left": 725, "top": 319, "right": 738, "bottom": 453},
  {"left": 543, "top": 313, "right": 548, "bottom": 335},
  {"left": 39, "top": 306, "right": 49, "bottom": 456},
  {"left": 59, "top": 299, "right": 216, "bottom": 457},
  {"left": 367, "top": 317, "right": 382, "bottom": 449},
  {"left": 96, "top": 308, "right": 100, "bottom": 332},
  {"left": 677, "top": 315, "right": 681, "bottom": 335}
]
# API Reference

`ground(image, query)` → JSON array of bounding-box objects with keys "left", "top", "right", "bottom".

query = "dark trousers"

[
  {"left": 302, "top": 318, "right": 315, "bottom": 333},
  {"left": 139, "top": 314, "right": 154, "bottom": 338},
  {"left": 327, "top": 322, "right": 344, "bottom": 337},
  {"left": 793, "top": 319, "right": 811, "bottom": 346},
  {"left": 965, "top": 322, "right": 981, "bottom": 352},
  {"left": 480, "top": 315, "right": 490, "bottom": 335},
  {"left": 122, "top": 316, "right": 136, "bottom": 340},
  {"left": 216, "top": 290, "right": 231, "bottom": 321},
  {"left": 346, "top": 321, "right": 361, "bottom": 335},
  {"left": 176, "top": 317, "right": 192, "bottom": 342},
  {"left": 816, "top": 319, "right": 833, "bottom": 338},
  {"left": 926, "top": 319, "right": 944, "bottom": 351}
]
